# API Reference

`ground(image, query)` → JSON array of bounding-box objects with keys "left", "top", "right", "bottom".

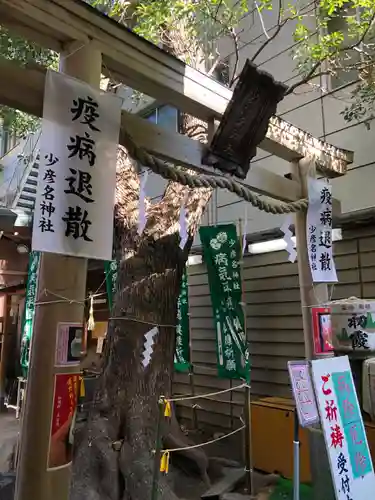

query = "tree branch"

[
  {"left": 286, "top": 11, "right": 375, "bottom": 96},
  {"left": 251, "top": 0, "right": 286, "bottom": 63},
  {"left": 285, "top": 60, "right": 323, "bottom": 96},
  {"left": 213, "top": 0, "right": 224, "bottom": 24},
  {"left": 255, "top": 0, "right": 271, "bottom": 40},
  {"left": 248, "top": 1, "right": 321, "bottom": 66},
  {"left": 229, "top": 28, "right": 240, "bottom": 87},
  {"left": 199, "top": 0, "right": 240, "bottom": 87}
]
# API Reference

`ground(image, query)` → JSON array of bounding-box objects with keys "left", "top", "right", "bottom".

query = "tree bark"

[{"left": 72, "top": 130, "right": 212, "bottom": 499}]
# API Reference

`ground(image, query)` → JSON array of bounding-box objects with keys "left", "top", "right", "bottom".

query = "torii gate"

[{"left": 0, "top": 2, "right": 353, "bottom": 500}]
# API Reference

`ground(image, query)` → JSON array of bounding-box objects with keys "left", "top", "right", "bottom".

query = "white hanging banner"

[
  {"left": 306, "top": 178, "right": 337, "bottom": 283},
  {"left": 32, "top": 70, "right": 122, "bottom": 260},
  {"left": 281, "top": 214, "right": 297, "bottom": 263},
  {"left": 311, "top": 356, "right": 375, "bottom": 500},
  {"left": 138, "top": 170, "right": 149, "bottom": 235}
]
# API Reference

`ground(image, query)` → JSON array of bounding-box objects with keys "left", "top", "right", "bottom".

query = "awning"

[{"left": 0, "top": 206, "right": 17, "bottom": 232}]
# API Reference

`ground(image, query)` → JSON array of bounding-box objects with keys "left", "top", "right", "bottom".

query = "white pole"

[{"left": 293, "top": 412, "right": 300, "bottom": 500}]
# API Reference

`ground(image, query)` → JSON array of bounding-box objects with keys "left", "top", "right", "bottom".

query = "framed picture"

[
  {"left": 312, "top": 307, "right": 333, "bottom": 355},
  {"left": 55, "top": 322, "right": 83, "bottom": 366}
]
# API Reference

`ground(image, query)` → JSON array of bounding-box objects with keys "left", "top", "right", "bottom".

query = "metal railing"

[{"left": 0, "top": 130, "right": 41, "bottom": 212}]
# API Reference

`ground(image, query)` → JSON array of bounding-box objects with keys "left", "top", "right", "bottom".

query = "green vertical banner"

[
  {"left": 199, "top": 224, "right": 249, "bottom": 381},
  {"left": 174, "top": 268, "right": 191, "bottom": 372},
  {"left": 104, "top": 260, "right": 119, "bottom": 311},
  {"left": 20, "top": 251, "right": 40, "bottom": 377}
]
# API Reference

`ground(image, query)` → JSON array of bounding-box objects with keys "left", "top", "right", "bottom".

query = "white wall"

[
  {"left": 212, "top": 0, "right": 374, "bottom": 239},
  {"left": 130, "top": 1, "right": 373, "bottom": 248}
]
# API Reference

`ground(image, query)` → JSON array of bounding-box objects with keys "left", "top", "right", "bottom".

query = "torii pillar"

[
  {"left": 292, "top": 157, "right": 336, "bottom": 500},
  {"left": 14, "top": 43, "right": 101, "bottom": 500}
]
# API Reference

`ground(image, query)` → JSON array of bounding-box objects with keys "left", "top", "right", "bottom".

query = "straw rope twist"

[{"left": 121, "top": 130, "right": 309, "bottom": 215}]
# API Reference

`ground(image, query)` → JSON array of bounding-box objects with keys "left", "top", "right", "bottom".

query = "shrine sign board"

[
  {"left": 306, "top": 178, "right": 337, "bottom": 283},
  {"left": 311, "top": 356, "right": 375, "bottom": 500},
  {"left": 32, "top": 70, "right": 122, "bottom": 260},
  {"left": 48, "top": 373, "right": 79, "bottom": 470}
]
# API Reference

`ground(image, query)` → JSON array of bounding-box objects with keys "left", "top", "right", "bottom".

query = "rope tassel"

[
  {"left": 87, "top": 294, "right": 95, "bottom": 331},
  {"left": 160, "top": 451, "right": 170, "bottom": 474},
  {"left": 164, "top": 401, "right": 172, "bottom": 418},
  {"left": 79, "top": 376, "right": 85, "bottom": 398}
]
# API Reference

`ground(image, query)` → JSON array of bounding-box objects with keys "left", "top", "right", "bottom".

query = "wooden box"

[{"left": 251, "top": 397, "right": 311, "bottom": 482}]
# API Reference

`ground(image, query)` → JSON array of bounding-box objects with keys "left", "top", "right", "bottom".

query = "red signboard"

[
  {"left": 312, "top": 307, "right": 333, "bottom": 355},
  {"left": 48, "top": 373, "right": 79, "bottom": 469}
]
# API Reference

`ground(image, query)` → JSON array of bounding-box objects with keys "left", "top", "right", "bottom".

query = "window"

[
  {"left": 142, "top": 105, "right": 179, "bottom": 201},
  {"left": 144, "top": 105, "right": 178, "bottom": 132},
  {"left": 327, "top": 5, "right": 362, "bottom": 89}
]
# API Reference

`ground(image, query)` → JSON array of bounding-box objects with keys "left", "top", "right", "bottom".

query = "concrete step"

[
  {"left": 22, "top": 186, "right": 37, "bottom": 194},
  {"left": 19, "top": 193, "right": 35, "bottom": 202},
  {"left": 17, "top": 201, "right": 34, "bottom": 211},
  {"left": 201, "top": 468, "right": 246, "bottom": 499}
]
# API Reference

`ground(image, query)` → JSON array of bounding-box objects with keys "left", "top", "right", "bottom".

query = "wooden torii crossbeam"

[
  {"left": 0, "top": 56, "right": 303, "bottom": 204},
  {"left": 0, "top": 0, "right": 353, "bottom": 183}
]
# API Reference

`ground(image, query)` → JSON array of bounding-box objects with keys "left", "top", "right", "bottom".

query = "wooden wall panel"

[{"left": 173, "top": 227, "right": 372, "bottom": 433}]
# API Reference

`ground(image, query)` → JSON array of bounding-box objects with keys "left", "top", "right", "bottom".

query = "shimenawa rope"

[{"left": 120, "top": 129, "right": 309, "bottom": 215}]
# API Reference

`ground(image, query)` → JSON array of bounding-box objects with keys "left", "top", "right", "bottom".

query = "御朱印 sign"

[
  {"left": 311, "top": 356, "right": 375, "bottom": 500},
  {"left": 288, "top": 360, "right": 319, "bottom": 427}
]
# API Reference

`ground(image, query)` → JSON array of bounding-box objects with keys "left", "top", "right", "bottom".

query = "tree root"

[
  {"left": 72, "top": 413, "right": 211, "bottom": 500},
  {"left": 119, "top": 441, "right": 181, "bottom": 500},
  {"left": 164, "top": 431, "right": 210, "bottom": 486},
  {"left": 162, "top": 412, "right": 212, "bottom": 486},
  {"left": 71, "top": 418, "right": 121, "bottom": 500}
]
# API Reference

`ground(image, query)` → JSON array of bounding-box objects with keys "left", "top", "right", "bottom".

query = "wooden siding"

[{"left": 173, "top": 227, "right": 368, "bottom": 432}]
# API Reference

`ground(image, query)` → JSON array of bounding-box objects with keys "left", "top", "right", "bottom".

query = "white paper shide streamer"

[
  {"left": 142, "top": 326, "right": 158, "bottom": 368},
  {"left": 281, "top": 214, "right": 297, "bottom": 263},
  {"left": 179, "top": 194, "right": 189, "bottom": 249},
  {"left": 306, "top": 178, "right": 337, "bottom": 283},
  {"left": 242, "top": 205, "right": 248, "bottom": 256},
  {"left": 138, "top": 170, "right": 149, "bottom": 235}
]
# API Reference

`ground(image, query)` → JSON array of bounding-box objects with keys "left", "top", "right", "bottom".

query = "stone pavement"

[{"left": 0, "top": 412, "right": 19, "bottom": 472}]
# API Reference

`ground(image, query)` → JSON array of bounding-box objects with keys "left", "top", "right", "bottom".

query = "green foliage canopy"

[
  {"left": 0, "top": 26, "right": 57, "bottom": 135},
  {"left": 0, "top": 0, "right": 374, "bottom": 136}
]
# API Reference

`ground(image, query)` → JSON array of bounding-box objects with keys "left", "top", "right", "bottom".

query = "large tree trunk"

[{"left": 72, "top": 119, "right": 212, "bottom": 499}]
